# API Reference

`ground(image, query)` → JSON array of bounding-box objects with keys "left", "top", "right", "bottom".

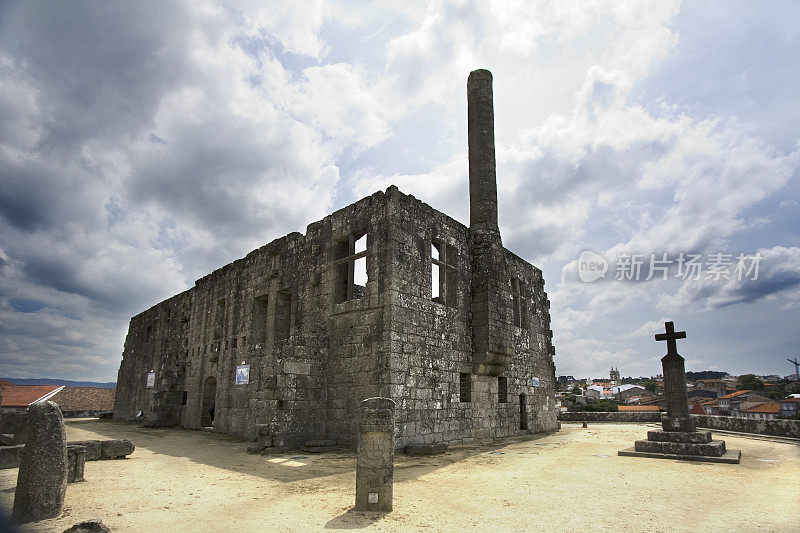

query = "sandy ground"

[{"left": 0, "top": 420, "right": 798, "bottom": 532}]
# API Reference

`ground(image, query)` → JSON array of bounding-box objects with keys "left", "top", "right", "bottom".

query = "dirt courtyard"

[{"left": 0, "top": 420, "right": 797, "bottom": 532}]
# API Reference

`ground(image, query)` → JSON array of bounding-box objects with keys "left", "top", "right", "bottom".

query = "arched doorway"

[
  {"left": 201, "top": 376, "right": 217, "bottom": 428},
  {"left": 519, "top": 394, "right": 528, "bottom": 430}
]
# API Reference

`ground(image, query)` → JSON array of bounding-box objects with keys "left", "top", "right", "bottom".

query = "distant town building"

[
  {"left": 609, "top": 367, "right": 621, "bottom": 386},
  {"left": 718, "top": 390, "right": 772, "bottom": 417},
  {"left": 586, "top": 384, "right": 613, "bottom": 400},
  {"left": 612, "top": 384, "right": 646, "bottom": 402},
  {"left": 695, "top": 379, "right": 728, "bottom": 397},
  {"left": 741, "top": 403, "right": 780, "bottom": 420},
  {"left": 779, "top": 398, "right": 800, "bottom": 418}
]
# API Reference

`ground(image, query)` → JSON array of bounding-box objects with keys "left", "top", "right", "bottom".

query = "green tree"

[
  {"left": 570, "top": 385, "right": 582, "bottom": 395},
  {"left": 736, "top": 374, "right": 764, "bottom": 391},
  {"left": 642, "top": 380, "right": 658, "bottom": 393}
]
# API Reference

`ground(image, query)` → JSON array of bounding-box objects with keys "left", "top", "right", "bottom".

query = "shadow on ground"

[
  {"left": 323, "top": 509, "right": 386, "bottom": 529},
  {"left": 66, "top": 418, "right": 556, "bottom": 484}
]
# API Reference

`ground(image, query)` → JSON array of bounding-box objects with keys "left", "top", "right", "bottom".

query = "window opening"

[
  {"left": 335, "top": 233, "right": 369, "bottom": 302},
  {"left": 460, "top": 373, "right": 471, "bottom": 402}
]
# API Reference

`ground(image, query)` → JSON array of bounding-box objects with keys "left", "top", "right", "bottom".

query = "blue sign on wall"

[
  {"left": 146, "top": 371, "right": 155, "bottom": 389},
  {"left": 531, "top": 377, "right": 540, "bottom": 387},
  {"left": 236, "top": 364, "right": 250, "bottom": 385}
]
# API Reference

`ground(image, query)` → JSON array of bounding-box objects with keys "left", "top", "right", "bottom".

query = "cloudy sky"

[{"left": 1, "top": 0, "right": 798, "bottom": 382}]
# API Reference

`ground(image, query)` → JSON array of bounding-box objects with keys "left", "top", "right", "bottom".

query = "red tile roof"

[
  {"left": 49, "top": 387, "right": 115, "bottom": 412},
  {"left": 743, "top": 403, "right": 780, "bottom": 414},
  {"left": 690, "top": 402, "right": 707, "bottom": 414},
  {"left": 0, "top": 384, "right": 63, "bottom": 407},
  {"left": 719, "top": 390, "right": 752, "bottom": 400},
  {"left": 618, "top": 405, "right": 660, "bottom": 411}
]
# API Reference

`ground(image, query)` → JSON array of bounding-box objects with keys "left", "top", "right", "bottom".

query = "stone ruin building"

[{"left": 114, "top": 69, "right": 559, "bottom": 448}]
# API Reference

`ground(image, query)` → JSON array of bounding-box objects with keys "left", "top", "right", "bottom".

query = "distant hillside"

[{"left": 0, "top": 378, "right": 116, "bottom": 389}]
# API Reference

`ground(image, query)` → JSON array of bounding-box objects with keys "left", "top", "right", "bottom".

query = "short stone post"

[
  {"left": 12, "top": 401, "right": 67, "bottom": 522},
  {"left": 355, "top": 397, "right": 394, "bottom": 512},
  {"left": 67, "top": 445, "right": 87, "bottom": 483}
]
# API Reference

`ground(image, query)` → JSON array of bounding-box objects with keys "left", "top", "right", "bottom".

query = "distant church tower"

[{"left": 610, "top": 367, "right": 621, "bottom": 386}]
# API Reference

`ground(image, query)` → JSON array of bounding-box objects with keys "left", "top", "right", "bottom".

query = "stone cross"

[
  {"left": 655, "top": 320, "right": 686, "bottom": 355},
  {"left": 12, "top": 401, "right": 67, "bottom": 522},
  {"left": 655, "top": 321, "right": 694, "bottom": 432},
  {"left": 354, "top": 397, "right": 394, "bottom": 512}
]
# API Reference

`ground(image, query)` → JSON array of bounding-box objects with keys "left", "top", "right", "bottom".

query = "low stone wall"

[
  {"left": 558, "top": 412, "right": 661, "bottom": 423},
  {"left": 558, "top": 412, "right": 800, "bottom": 438},
  {"left": 691, "top": 415, "right": 800, "bottom": 439},
  {"left": 62, "top": 410, "right": 110, "bottom": 419}
]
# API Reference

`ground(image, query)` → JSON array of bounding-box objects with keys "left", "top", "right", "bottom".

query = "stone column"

[
  {"left": 67, "top": 445, "right": 87, "bottom": 483},
  {"left": 467, "top": 69, "right": 512, "bottom": 376},
  {"left": 468, "top": 68, "right": 499, "bottom": 232},
  {"left": 12, "top": 401, "right": 67, "bottom": 522},
  {"left": 661, "top": 351, "right": 695, "bottom": 432},
  {"left": 354, "top": 397, "right": 394, "bottom": 512}
]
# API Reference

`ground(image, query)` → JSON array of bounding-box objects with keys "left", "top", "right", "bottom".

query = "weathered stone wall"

[
  {"left": 385, "top": 189, "right": 557, "bottom": 447},
  {"left": 116, "top": 190, "right": 394, "bottom": 445},
  {"left": 115, "top": 185, "right": 558, "bottom": 447},
  {"left": 692, "top": 414, "right": 800, "bottom": 438},
  {"left": 559, "top": 412, "right": 662, "bottom": 423}
]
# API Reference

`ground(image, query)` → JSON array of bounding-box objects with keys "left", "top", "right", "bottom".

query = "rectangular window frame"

[
  {"left": 432, "top": 240, "right": 458, "bottom": 307},
  {"left": 335, "top": 233, "right": 368, "bottom": 302}
]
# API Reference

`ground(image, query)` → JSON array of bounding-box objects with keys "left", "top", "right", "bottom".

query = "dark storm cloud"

[
  {"left": 0, "top": 1, "right": 191, "bottom": 153},
  {"left": 0, "top": 1, "right": 338, "bottom": 380}
]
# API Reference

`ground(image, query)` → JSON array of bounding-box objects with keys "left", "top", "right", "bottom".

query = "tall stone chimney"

[
  {"left": 468, "top": 69, "right": 500, "bottom": 234},
  {"left": 468, "top": 69, "right": 512, "bottom": 376}
]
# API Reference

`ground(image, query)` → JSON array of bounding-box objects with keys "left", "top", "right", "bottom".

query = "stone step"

[
  {"left": 619, "top": 447, "right": 741, "bottom": 464},
  {"left": 646, "top": 430, "right": 712, "bottom": 444},
  {"left": 634, "top": 439, "right": 726, "bottom": 457},
  {"left": 404, "top": 443, "right": 449, "bottom": 455}
]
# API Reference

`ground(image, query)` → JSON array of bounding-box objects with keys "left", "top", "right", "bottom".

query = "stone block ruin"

[{"left": 113, "top": 69, "right": 559, "bottom": 450}]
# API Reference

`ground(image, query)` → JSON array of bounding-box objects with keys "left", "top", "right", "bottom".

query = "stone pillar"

[
  {"left": 67, "top": 445, "right": 87, "bottom": 483},
  {"left": 467, "top": 68, "right": 512, "bottom": 376},
  {"left": 12, "top": 401, "right": 67, "bottom": 522},
  {"left": 661, "top": 352, "right": 695, "bottom": 432},
  {"left": 354, "top": 397, "right": 394, "bottom": 512},
  {"left": 468, "top": 68, "right": 499, "bottom": 232}
]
